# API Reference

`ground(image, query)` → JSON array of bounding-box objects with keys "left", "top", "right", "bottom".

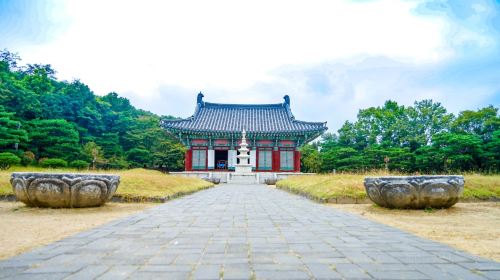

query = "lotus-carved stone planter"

[
  {"left": 364, "top": 175, "right": 464, "bottom": 209},
  {"left": 10, "top": 173, "right": 120, "bottom": 208}
]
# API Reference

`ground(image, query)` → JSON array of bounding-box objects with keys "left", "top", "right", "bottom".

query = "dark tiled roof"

[{"left": 161, "top": 95, "right": 327, "bottom": 135}]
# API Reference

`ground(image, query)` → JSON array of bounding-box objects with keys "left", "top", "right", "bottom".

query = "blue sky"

[{"left": 1, "top": 0, "right": 499, "bottom": 131}]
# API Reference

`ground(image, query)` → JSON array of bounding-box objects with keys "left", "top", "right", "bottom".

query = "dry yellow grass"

[
  {"left": 0, "top": 167, "right": 213, "bottom": 200},
  {"left": 462, "top": 174, "right": 500, "bottom": 199},
  {"left": 116, "top": 169, "right": 213, "bottom": 200},
  {"left": 0, "top": 170, "right": 11, "bottom": 195},
  {"left": 276, "top": 172, "right": 500, "bottom": 201},
  {"left": 276, "top": 174, "right": 367, "bottom": 201}
]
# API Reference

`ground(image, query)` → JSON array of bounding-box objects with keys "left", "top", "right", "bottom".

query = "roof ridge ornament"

[
  {"left": 197, "top": 92, "right": 204, "bottom": 105},
  {"left": 283, "top": 94, "right": 295, "bottom": 119},
  {"left": 283, "top": 95, "right": 290, "bottom": 107}
]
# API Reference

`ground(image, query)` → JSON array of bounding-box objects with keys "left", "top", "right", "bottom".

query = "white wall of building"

[
  {"left": 207, "top": 149, "right": 215, "bottom": 169},
  {"left": 228, "top": 150, "right": 237, "bottom": 168}
]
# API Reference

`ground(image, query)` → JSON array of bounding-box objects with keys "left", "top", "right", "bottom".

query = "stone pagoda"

[{"left": 234, "top": 130, "right": 252, "bottom": 173}]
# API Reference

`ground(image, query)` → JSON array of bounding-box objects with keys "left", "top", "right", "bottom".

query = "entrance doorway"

[{"left": 214, "top": 150, "right": 228, "bottom": 170}]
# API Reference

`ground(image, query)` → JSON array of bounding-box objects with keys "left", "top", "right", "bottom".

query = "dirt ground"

[
  {"left": 330, "top": 202, "right": 500, "bottom": 262},
  {"left": 0, "top": 202, "right": 155, "bottom": 260}
]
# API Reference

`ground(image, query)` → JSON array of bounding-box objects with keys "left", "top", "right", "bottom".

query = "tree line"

[
  {"left": 0, "top": 49, "right": 185, "bottom": 170},
  {"left": 301, "top": 100, "right": 499, "bottom": 174},
  {"left": 1, "top": 49, "right": 498, "bottom": 173}
]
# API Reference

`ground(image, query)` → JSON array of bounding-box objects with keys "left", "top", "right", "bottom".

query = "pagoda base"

[
  {"left": 234, "top": 164, "right": 252, "bottom": 174},
  {"left": 170, "top": 171, "right": 316, "bottom": 184},
  {"left": 229, "top": 172, "right": 258, "bottom": 184}
]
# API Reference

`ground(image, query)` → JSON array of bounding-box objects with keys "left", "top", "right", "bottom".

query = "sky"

[{"left": 1, "top": 0, "right": 499, "bottom": 132}]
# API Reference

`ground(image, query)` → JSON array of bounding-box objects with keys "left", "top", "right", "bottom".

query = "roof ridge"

[
  {"left": 291, "top": 119, "right": 327, "bottom": 125},
  {"left": 204, "top": 102, "right": 283, "bottom": 108},
  {"left": 161, "top": 96, "right": 328, "bottom": 134}
]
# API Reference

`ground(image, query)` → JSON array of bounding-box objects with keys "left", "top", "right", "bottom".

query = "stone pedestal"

[
  {"left": 364, "top": 175, "right": 464, "bottom": 209},
  {"left": 229, "top": 173, "right": 258, "bottom": 184},
  {"left": 11, "top": 172, "right": 120, "bottom": 208},
  {"left": 235, "top": 164, "right": 252, "bottom": 173}
]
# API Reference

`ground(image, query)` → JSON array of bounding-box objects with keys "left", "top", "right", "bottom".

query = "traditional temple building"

[{"left": 161, "top": 93, "right": 327, "bottom": 172}]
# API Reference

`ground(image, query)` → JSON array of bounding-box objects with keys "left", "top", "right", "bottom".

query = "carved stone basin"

[
  {"left": 364, "top": 175, "right": 464, "bottom": 209},
  {"left": 10, "top": 173, "right": 120, "bottom": 208}
]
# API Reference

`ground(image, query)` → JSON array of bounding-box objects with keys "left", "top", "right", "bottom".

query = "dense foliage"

[
  {"left": 0, "top": 49, "right": 185, "bottom": 170},
  {"left": 301, "top": 100, "right": 499, "bottom": 173}
]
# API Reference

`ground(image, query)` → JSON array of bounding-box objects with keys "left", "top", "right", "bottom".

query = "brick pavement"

[{"left": 1, "top": 184, "right": 499, "bottom": 279}]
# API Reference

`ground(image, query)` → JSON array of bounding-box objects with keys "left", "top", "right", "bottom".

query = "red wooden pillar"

[
  {"left": 185, "top": 149, "right": 192, "bottom": 171},
  {"left": 294, "top": 150, "right": 301, "bottom": 172},
  {"left": 272, "top": 148, "right": 280, "bottom": 172}
]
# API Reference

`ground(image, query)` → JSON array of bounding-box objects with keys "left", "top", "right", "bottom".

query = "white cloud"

[
  {"left": 6, "top": 0, "right": 498, "bottom": 132},
  {"left": 17, "top": 0, "right": 447, "bottom": 95}
]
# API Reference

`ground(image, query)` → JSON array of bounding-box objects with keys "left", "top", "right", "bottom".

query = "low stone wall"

[{"left": 169, "top": 171, "right": 316, "bottom": 184}]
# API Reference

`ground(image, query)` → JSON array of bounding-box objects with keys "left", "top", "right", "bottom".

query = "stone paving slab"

[{"left": 1, "top": 184, "right": 499, "bottom": 280}]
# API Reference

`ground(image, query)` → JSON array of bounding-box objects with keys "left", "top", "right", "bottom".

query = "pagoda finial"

[
  {"left": 284, "top": 95, "right": 290, "bottom": 106},
  {"left": 197, "top": 92, "right": 204, "bottom": 104}
]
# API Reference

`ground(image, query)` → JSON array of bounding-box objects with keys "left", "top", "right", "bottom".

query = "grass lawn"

[
  {"left": 0, "top": 167, "right": 213, "bottom": 201},
  {"left": 276, "top": 173, "right": 500, "bottom": 202}
]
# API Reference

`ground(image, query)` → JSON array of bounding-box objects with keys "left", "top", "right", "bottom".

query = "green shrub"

[
  {"left": 99, "top": 156, "right": 129, "bottom": 169},
  {"left": 126, "top": 148, "right": 152, "bottom": 168},
  {"left": 0, "top": 152, "right": 21, "bottom": 170},
  {"left": 21, "top": 151, "right": 35, "bottom": 166},
  {"left": 40, "top": 158, "right": 68, "bottom": 168},
  {"left": 69, "top": 160, "right": 90, "bottom": 170}
]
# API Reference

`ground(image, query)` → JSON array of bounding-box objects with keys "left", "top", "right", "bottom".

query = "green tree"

[
  {"left": 320, "top": 132, "right": 340, "bottom": 150},
  {"left": 320, "top": 147, "right": 361, "bottom": 172},
  {"left": 28, "top": 119, "right": 80, "bottom": 161},
  {"left": 22, "top": 64, "right": 56, "bottom": 95},
  {"left": 0, "top": 49, "right": 21, "bottom": 71},
  {"left": 96, "top": 133, "right": 123, "bottom": 158},
  {"left": 384, "top": 147, "right": 414, "bottom": 171},
  {"left": 152, "top": 141, "right": 185, "bottom": 171},
  {"left": 482, "top": 130, "right": 500, "bottom": 172},
  {"left": 337, "top": 121, "right": 367, "bottom": 150},
  {"left": 431, "top": 132, "right": 482, "bottom": 171},
  {"left": 300, "top": 144, "right": 321, "bottom": 173},
  {"left": 0, "top": 49, "right": 189, "bottom": 170},
  {"left": 452, "top": 106, "right": 500, "bottom": 141},
  {"left": 407, "top": 100, "right": 453, "bottom": 148},
  {"left": 126, "top": 148, "right": 152, "bottom": 167},
  {"left": 81, "top": 142, "right": 105, "bottom": 169},
  {"left": 0, "top": 106, "right": 28, "bottom": 151},
  {"left": 104, "top": 156, "right": 129, "bottom": 169}
]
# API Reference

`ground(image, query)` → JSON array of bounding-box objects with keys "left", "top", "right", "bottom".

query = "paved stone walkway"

[{"left": 1, "top": 184, "right": 499, "bottom": 280}]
